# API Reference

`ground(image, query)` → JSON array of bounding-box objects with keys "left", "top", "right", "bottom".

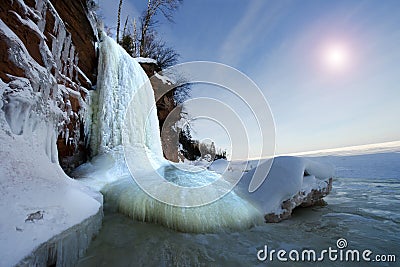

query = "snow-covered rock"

[
  {"left": 0, "top": 0, "right": 98, "bottom": 172},
  {"left": 0, "top": 110, "right": 102, "bottom": 266},
  {"left": 210, "top": 157, "right": 334, "bottom": 222},
  {"left": 135, "top": 59, "right": 183, "bottom": 163},
  {"left": 134, "top": 57, "right": 158, "bottom": 64},
  {"left": 0, "top": 0, "right": 102, "bottom": 265},
  {"left": 264, "top": 177, "right": 333, "bottom": 222}
]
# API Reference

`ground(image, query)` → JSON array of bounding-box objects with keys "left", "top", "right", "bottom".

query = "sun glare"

[{"left": 323, "top": 43, "right": 349, "bottom": 71}]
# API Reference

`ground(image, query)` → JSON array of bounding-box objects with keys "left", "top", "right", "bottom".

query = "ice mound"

[
  {"left": 223, "top": 156, "right": 334, "bottom": 221},
  {"left": 102, "top": 176, "right": 263, "bottom": 233},
  {"left": 74, "top": 150, "right": 263, "bottom": 233}
]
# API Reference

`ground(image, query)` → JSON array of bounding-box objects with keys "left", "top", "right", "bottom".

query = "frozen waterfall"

[
  {"left": 89, "top": 34, "right": 164, "bottom": 160},
  {"left": 73, "top": 35, "right": 263, "bottom": 233}
]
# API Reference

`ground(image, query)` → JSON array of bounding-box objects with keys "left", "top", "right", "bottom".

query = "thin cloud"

[{"left": 218, "top": 0, "right": 290, "bottom": 66}]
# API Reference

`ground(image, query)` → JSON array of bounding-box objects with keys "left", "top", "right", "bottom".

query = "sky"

[{"left": 98, "top": 0, "right": 400, "bottom": 157}]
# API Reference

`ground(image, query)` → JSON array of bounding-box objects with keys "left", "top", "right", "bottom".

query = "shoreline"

[{"left": 18, "top": 203, "right": 103, "bottom": 266}]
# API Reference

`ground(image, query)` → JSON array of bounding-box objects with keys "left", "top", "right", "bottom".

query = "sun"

[{"left": 323, "top": 44, "right": 349, "bottom": 71}]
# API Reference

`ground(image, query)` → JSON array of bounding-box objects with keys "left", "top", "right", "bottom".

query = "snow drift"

[
  {"left": 0, "top": 78, "right": 101, "bottom": 266},
  {"left": 234, "top": 157, "right": 334, "bottom": 215}
]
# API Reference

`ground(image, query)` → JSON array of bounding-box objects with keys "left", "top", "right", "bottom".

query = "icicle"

[
  {"left": 62, "top": 35, "right": 71, "bottom": 76},
  {"left": 51, "top": 17, "right": 66, "bottom": 73},
  {"left": 74, "top": 56, "right": 80, "bottom": 84},
  {"left": 68, "top": 45, "right": 75, "bottom": 79},
  {"left": 65, "top": 128, "right": 69, "bottom": 146}
]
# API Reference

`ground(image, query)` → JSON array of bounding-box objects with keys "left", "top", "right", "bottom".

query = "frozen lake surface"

[{"left": 78, "top": 150, "right": 400, "bottom": 266}]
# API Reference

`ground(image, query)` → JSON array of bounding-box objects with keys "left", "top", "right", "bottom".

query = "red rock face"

[
  {"left": 50, "top": 0, "right": 97, "bottom": 87},
  {"left": 0, "top": 0, "right": 181, "bottom": 170},
  {"left": 264, "top": 178, "right": 333, "bottom": 223},
  {"left": 0, "top": 0, "right": 97, "bottom": 173},
  {"left": 139, "top": 62, "right": 181, "bottom": 162}
]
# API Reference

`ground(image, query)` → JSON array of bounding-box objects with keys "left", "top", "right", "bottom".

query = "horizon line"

[
  {"left": 228, "top": 140, "right": 400, "bottom": 161},
  {"left": 277, "top": 140, "right": 400, "bottom": 157}
]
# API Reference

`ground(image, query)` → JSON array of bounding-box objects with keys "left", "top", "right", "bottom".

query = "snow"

[
  {"left": 51, "top": 16, "right": 67, "bottom": 73},
  {"left": 209, "top": 141, "right": 400, "bottom": 215},
  {"left": 0, "top": 52, "right": 100, "bottom": 264},
  {"left": 0, "top": 19, "right": 50, "bottom": 92},
  {"left": 280, "top": 141, "right": 400, "bottom": 179},
  {"left": 59, "top": 84, "right": 81, "bottom": 98},
  {"left": 208, "top": 158, "right": 229, "bottom": 172},
  {"left": 9, "top": 11, "right": 46, "bottom": 40},
  {"left": 0, "top": 8, "right": 85, "bottom": 152},
  {"left": 154, "top": 71, "right": 175, "bottom": 85},
  {"left": 209, "top": 156, "right": 334, "bottom": 214},
  {"left": 0, "top": 112, "right": 101, "bottom": 266},
  {"left": 304, "top": 147, "right": 400, "bottom": 179},
  {"left": 0, "top": 2, "right": 102, "bottom": 264},
  {"left": 75, "top": 66, "right": 92, "bottom": 86},
  {"left": 72, "top": 148, "right": 130, "bottom": 191},
  {"left": 134, "top": 57, "right": 157, "bottom": 64}
]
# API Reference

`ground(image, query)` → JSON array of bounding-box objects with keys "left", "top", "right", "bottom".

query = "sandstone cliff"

[
  {"left": 0, "top": 0, "right": 183, "bottom": 171},
  {"left": 139, "top": 61, "right": 182, "bottom": 162},
  {"left": 0, "top": 0, "right": 98, "bottom": 173}
]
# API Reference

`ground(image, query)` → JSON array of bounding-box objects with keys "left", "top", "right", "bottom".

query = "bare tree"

[
  {"left": 132, "top": 18, "right": 138, "bottom": 56},
  {"left": 123, "top": 15, "right": 129, "bottom": 36},
  {"left": 139, "top": 0, "right": 182, "bottom": 56},
  {"left": 174, "top": 83, "right": 191, "bottom": 104},
  {"left": 140, "top": 30, "right": 179, "bottom": 68},
  {"left": 116, "top": 0, "right": 123, "bottom": 43}
]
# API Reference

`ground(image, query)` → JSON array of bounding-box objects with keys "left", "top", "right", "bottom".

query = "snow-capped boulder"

[{"left": 210, "top": 157, "right": 334, "bottom": 222}]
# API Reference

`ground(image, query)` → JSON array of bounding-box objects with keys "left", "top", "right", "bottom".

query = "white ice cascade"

[
  {"left": 90, "top": 34, "right": 163, "bottom": 159},
  {"left": 74, "top": 34, "right": 263, "bottom": 233}
]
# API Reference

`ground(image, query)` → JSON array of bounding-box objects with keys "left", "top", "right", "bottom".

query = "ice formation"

[
  {"left": 235, "top": 157, "right": 334, "bottom": 215},
  {"left": 0, "top": 1, "right": 102, "bottom": 265},
  {"left": 76, "top": 32, "right": 336, "bottom": 231},
  {"left": 75, "top": 35, "right": 264, "bottom": 233},
  {"left": 75, "top": 30, "right": 335, "bottom": 233},
  {"left": 0, "top": 0, "right": 92, "bottom": 159},
  {"left": 102, "top": 177, "right": 262, "bottom": 232}
]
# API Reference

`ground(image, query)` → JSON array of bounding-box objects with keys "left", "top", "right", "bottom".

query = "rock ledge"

[{"left": 265, "top": 178, "right": 333, "bottom": 223}]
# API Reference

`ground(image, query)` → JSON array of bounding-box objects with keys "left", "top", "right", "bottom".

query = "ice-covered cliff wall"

[
  {"left": 0, "top": 0, "right": 98, "bottom": 172},
  {"left": 137, "top": 61, "right": 183, "bottom": 162},
  {"left": 0, "top": 1, "right": 103, "bottom": 266}
]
